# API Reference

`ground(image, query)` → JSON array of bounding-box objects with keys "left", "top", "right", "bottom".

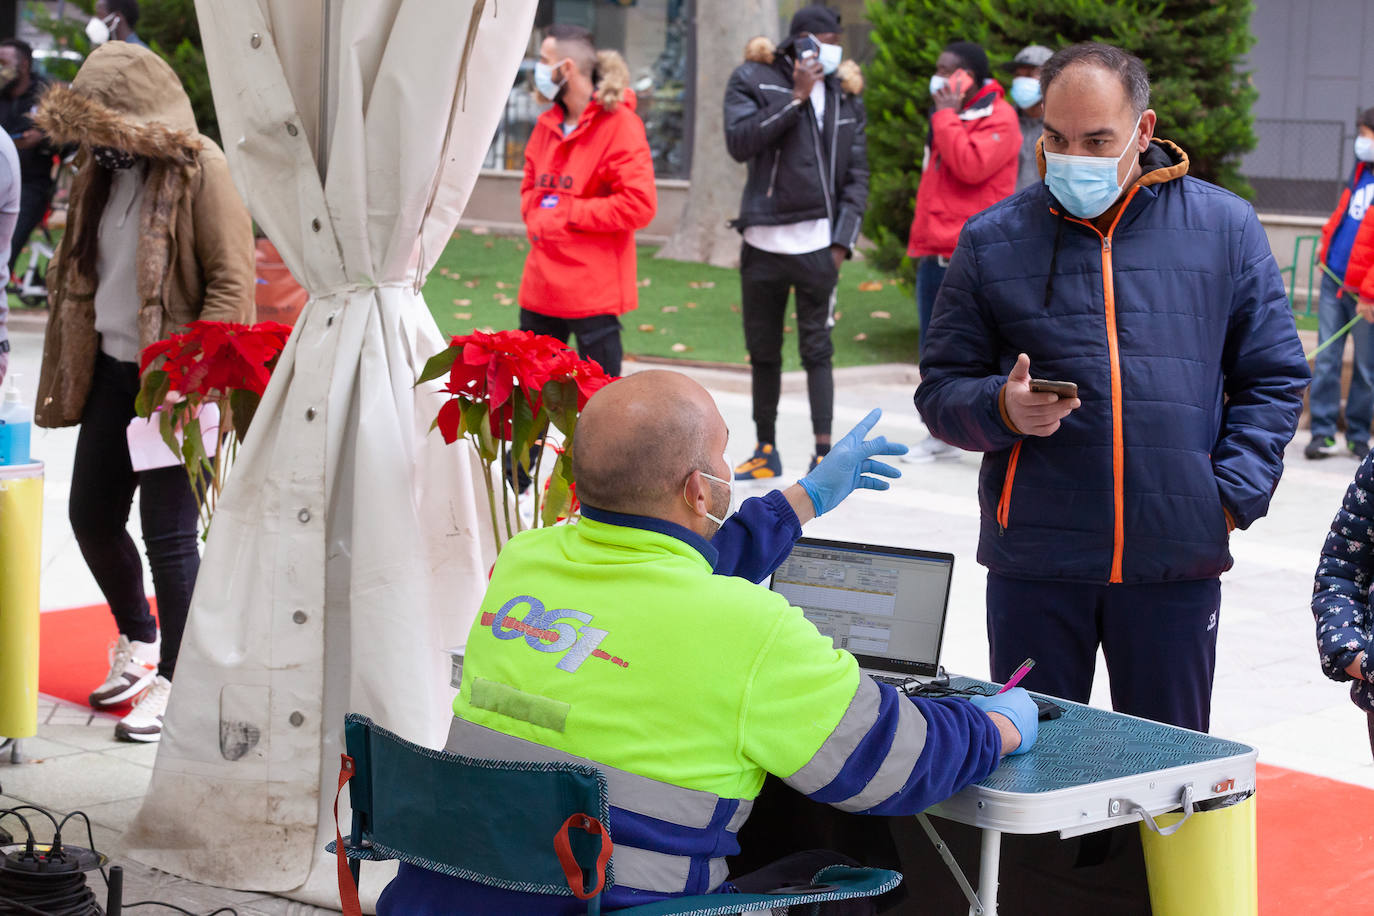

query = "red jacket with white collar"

[
  {"left": 518, "top": 62, "right": 657, "bottom": 320},
  {"left": 907, "top": 83, "right": 1021, "bottom": 259}
]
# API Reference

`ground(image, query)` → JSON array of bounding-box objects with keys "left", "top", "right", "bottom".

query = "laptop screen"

[{"left": 768, "top": 537, "right": 954, "bottom": 678}]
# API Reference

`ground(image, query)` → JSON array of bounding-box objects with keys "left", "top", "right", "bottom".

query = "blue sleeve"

[
  {"left": 710, "top": 489, "right": 803, "bottom": 583},
  {"left": 1313, "top": 452, "right": 1374, "bottom": 681},
  {"left": 1214, "top": 208, "right": 1311, "bottom": 528},
  {"left": 914, "top": 231, "right": 1023, "bottom": 453}
]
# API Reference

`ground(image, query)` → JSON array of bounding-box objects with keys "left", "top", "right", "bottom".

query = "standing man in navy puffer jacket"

[{"left": 915, "top": 42, "right": 1310, "bottom": 733}]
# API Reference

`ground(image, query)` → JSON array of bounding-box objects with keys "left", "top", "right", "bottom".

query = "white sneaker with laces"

[
  {"left": 115, "top": 675, "right": 172, "bottom": 742},
  {"left": 89, "top": 633, "right": 160, "bottom": 708},
  {"left": 901, "top": 436, "right": 963, "bottom": 464}
]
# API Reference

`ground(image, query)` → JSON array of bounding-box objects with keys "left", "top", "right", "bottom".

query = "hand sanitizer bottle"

[{"left": 0, "top": 373, "right": 32, "bottom": 465}]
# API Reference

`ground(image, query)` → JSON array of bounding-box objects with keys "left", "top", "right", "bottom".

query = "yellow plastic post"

[
  {"left": 1139, "top": 795, "right": 1258, "bottom": 916},
  {"left": 0, "top": 462, "right": 43, "bottom": 738}
]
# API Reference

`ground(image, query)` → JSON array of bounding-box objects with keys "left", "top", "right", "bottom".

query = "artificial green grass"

[{"left": 427, "top": 230, "right": 917, "bottom": 369}]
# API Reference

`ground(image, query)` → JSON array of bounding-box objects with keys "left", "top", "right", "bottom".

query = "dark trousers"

[
  {"left": 69, "top": 352, "right": 203, "bottom": 680},
  {"left": 518, "top": 308, "right": 623, "bottom": 377},
  {"left": 915, "top": 256, "right": 947, "bottom": 362},
  {"left": 9, "top": 180, "right": 53, "bottom": 278},
  {"left": 987, "top": 572, "right": 1222, "bottom": 732},
  {"left": 739, "top": 243, "right": 837, "bottom": 441}
]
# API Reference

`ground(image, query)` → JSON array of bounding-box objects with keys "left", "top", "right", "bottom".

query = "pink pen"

[{"left": 998, "top": 658, "right": 1035, "bottom": 694}]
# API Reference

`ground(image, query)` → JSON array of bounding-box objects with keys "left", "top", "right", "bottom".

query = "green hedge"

[{"left": 862, "top": 0, "right": 1257, "bottom": 279}]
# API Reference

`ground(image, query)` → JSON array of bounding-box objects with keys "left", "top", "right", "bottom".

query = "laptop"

[{"left": 768, "top": 537, "right": 955, "bottom": 682}]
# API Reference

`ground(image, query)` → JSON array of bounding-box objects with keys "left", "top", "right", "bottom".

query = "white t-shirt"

[
  {"left": 743, "top": 79, "right": 832, "bottom": 256},
  {"left": 94, "top": 163, "right": 147, "bottom": 363}
]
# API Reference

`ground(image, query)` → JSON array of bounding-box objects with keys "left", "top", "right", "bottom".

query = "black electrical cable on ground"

[{"left": 0, "top": 868, "right": 102, "bottom": 915}]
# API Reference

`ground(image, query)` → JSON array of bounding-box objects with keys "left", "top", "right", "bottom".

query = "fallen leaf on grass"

[
  {"left": 637, "top": 277, "right": 653, "bottom": 288},
  {"left": 729, "top": 304, "right": 741, "bottom": 314},
  {"left": 783, "top": 325, "right": 794, "bottom": 333},
  {"left": 464, "top": 280, "right": 479, "bottom": 288},
  {"left": 834, "top": 311, "right": 843, "bottom": 321},
  {"left": 671, "top": 343, "right": 690, "bottom": 352},
  {"left": 685, "top": 302, "right": 698, "bottom": 309},
  {"left": 858, "top": 280, "right": 884, "bottom": 292},
  {"left": 638, "top": 323, "right": 656, "bottom": 332},
  {"left": 854, "top": 332, "right": 868, "bottom": 341},
  {"left": 870, "top": 310, "right": 891, "bottom": 320},
  {"left": 453, "top": 312, "right": 472, "bottom": 320},
  {"left": 438, "top": 267, "right": 451, "bottom": 277},
  {"left": 469, "top": 226, "right": 491, "bottom": 235},
  {"left": 688, "top": 280, "right": 716, "bottom": 289},
  {"left": 495, "top": 281, "right": 510, "bottom": 289},
  {"left": 484, "top": 241, "right": 494, "bottom": 249},
  {"left": 661, "top": 305, "right": 679, "bottom": 313}
]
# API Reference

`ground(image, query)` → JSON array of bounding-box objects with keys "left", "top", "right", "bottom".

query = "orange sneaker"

[{"left": 734, "top": 443, "right": 782, "bottom": 480}]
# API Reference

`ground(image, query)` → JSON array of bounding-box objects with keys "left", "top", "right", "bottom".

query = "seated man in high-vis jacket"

[{"left": 378, "top": 370, "right": 1038, "bottom": 914}]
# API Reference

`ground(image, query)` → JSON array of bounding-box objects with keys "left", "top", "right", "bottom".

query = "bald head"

[{"left": 574, "top": 370, "right": 726, "bottom": 517}]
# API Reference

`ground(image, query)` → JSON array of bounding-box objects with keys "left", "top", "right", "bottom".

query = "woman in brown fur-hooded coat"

[{"left": 31, "top": 41, "right": 254, "bottom": 742}]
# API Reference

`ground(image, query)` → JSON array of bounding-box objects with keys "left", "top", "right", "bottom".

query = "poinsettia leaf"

[
  {"left": 417, "top": 346, "right": 460, "bottom": 387},
  {"left": 135, "top": 369, "right": 170, "bottom": 419},
  {"left": 180, "top": 416, "right": 213, "bottom": 477},
  {"left": 509, "top": 390, "right": 538, "bottom": 472},
  {"left": 158, "top": 410, "right": 181, "bottom": 458},
  {"left": 541, "top": 379, "right": 579, "bottom": 437},
  {"left": 541, "top": 452, "right": 574, "bottom": 527},
  {"left": 229, "top": 389, "right": 260, "bottom": 440}
]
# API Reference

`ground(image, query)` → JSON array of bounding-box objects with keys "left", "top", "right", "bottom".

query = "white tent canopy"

[{"left": 123, "top": 0, "right": 535, "bottom": 904}]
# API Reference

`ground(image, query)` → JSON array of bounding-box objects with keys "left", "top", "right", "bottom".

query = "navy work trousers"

[{"left": 986, "top": 573, "right": 1222, "bottom": 732}]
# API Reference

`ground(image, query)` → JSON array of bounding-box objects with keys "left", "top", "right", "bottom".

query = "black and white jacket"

[{"left": 724, "top": 36, "right": 868, "bottom": 252}]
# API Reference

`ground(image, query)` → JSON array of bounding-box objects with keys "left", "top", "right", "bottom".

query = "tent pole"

[{"left": 317, "top": 0, "right": 334, "bottom": 178}]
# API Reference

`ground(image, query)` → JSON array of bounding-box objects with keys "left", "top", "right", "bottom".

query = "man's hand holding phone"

[
  {"left": 792, "top": 36, "right": 823, "bottom": 101},
  {"left": 1003, "top": 353, "right": 1081, "bottom": 436},
  {"left": 933, "top": 68, "right": 974, "bottom": 112}
]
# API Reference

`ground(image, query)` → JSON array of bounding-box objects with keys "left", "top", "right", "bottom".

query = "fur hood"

[
  {"left": 34, "top": 42, "right": 201, "bottom": 162},
  {"left": 593, "top": 49, "right": 631, "bottom": 112},
  {"left": 743, "top": 36, "right": 863, "bottom": 95}
]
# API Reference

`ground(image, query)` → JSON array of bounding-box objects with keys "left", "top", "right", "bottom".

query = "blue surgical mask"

[
  {"left": 929, "top": 74, "right": 947, "bottom": 97},
  {"left": 534, "top": 61, "right": 565, "bottom": 101},
  {"left": 1043, "top": 114, "right": 1143, "bottom": 219},
  {"left": 818, "top": 42, "right": 842, "bottom": 76},
  {"left": 1357, "top": 136, "right": 1374, "bottom": 163},
  {"left": 1010, "top": 76, "right": 1042, "bottom": 110}
]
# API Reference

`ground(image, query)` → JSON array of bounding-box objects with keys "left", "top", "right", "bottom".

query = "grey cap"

[{"left": 1003, "top": 45, "right": 1054, "bottom": 70}]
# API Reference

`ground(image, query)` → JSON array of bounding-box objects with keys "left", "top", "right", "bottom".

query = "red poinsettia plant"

[
  {"left": 135, "top": 320, "right": 293, "bottom": 534},
  {"left": 419, "top": 329, "right": 613, "bottom": 554}
]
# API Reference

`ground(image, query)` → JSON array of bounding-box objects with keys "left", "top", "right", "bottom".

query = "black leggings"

[
  {"left": 740, "top": 243, "right": 837, "bottom": 441},
  {"left": 69, "top": 352, "right": 202, "bottom": 680},
  {"left": 518, "top": 308, "right": 623, "bottom": 377}
]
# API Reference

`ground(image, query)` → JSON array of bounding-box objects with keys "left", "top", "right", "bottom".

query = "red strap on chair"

[
  {"left": 334, "top": 754, "right": 363, "bottom": 916},
  {"left": 554, "top": 813, "right": 613, "bottom": 900}
]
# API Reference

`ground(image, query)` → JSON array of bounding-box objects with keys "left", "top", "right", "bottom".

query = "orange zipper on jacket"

[
  {"left": 997, "top": 440, "right": 1022, "bottom": 531},
  {"left": 1059, "top": 187, "right": 1141, "bottom": 583}
]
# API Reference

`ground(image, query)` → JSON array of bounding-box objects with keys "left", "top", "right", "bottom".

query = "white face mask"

[
  {"left": 818, "top": 42, "right": 842, "bottom": 76},
  {"left": 85, "top": 14, "right": 117, "bottom": 46},
  {"left": 698, "top": 451, "right": 734, "bottom": 528},
  {"left": 928, "top": 74, "right": 947, "bottom": 97},
  {"left": 533, "top": 60, "right": 566, "bottom": 102},
  {"left": 1357, "top": 135, "right": 1374, "bottom": 163}
]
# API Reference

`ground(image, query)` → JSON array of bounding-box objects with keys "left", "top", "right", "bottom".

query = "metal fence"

[{"left": 1242, "top": 118, "right": 1351, "bottom": 216}]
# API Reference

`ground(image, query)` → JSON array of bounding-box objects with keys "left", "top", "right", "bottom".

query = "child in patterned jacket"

[{"left": 1313, "top": 449, "right": 1374, "bottom": 755}]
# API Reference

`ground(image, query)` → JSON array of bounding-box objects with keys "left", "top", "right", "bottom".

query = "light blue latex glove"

[
  {"left": 970, "top": 688, "right": 1039, "bottom": 756},
  {"left": 797, "top": 408, "right": 908, "bottom": 516}
]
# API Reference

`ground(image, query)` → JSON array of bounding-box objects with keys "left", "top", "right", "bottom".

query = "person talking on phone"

[
  {"left": 914, "top": 43, "right": 1309, "bottom": 733},
  {"left": 724, "top": 6, "right": 868, "bottom": 481},
  {"left": 904, "top": 40, "right": 1020, "bottom": 463}
]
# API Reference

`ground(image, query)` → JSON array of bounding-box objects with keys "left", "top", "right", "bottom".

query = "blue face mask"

[
  {"left": 1043, "top": 114, "right": 1143, "bottom": 219},
  {"left": 1357, "top": 136, "right": 1374, "bottom": 163},
  {"left": 929, "top": 74, "right": 947, "bottom": 97},
  {"left": 534, "top": 60, "right": 566, "bottom": 101},
  {"left": 818, "top": 41, "right": 842, "bottom": 76},
  {"left": 1010, "top": 76, "right": 1041, "bottom": 110}
]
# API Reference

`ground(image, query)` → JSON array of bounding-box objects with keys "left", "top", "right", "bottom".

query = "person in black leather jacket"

[{"left": 724, "top": 5, "right": 868, "bottom": 481}]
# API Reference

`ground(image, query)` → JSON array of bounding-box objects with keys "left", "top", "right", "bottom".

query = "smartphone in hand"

[
  {"left": 946, "top": 68, "right": 975, "bottom": 97},
  {"left": 1029, "top": 379, "right": 1079, "bottom": 400},
  {"left": 796, "top": 35, "right": 820, "bottom": 60}
]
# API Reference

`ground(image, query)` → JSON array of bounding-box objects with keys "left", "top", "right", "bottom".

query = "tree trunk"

[{"left": 655, "top": 0, "right": 777, "bottom": 268}]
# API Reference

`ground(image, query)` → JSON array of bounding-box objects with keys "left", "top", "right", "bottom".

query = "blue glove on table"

[
  {"left": 798, "top": 408, "right": 908, "bottom": 516},
  {"left": 970, "top": 688, "right": 1039, "bottom": 756}
]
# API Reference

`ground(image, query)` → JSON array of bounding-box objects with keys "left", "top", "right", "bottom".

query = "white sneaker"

[
  {"left": 901, "top": 436, "right": 963, "bottom": 464},
  {"left": 89, "top": 633, "right": 160, "bottom": 708},
  {"left": 115, "top": 675, "right": 172, "bottom": 742}
]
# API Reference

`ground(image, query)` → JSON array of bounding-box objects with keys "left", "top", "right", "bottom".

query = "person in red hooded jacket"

[
  {"left": 905, "top": 40, "right": 1020, "bottom": 462},
  {"left": 517, "top": 25, "right": 657, "bottom": 377}
]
